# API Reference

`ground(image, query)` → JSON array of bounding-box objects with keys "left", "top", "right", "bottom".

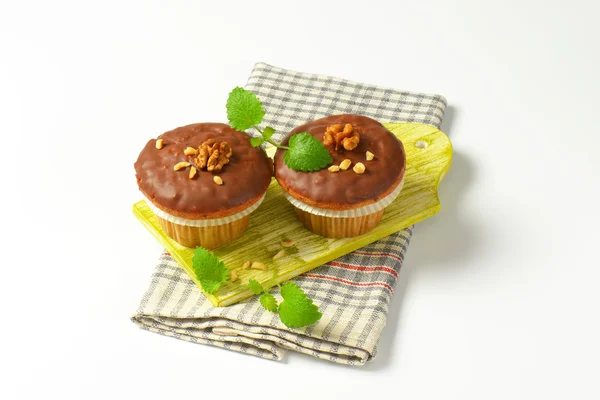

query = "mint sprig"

[
  {"left": 248, "top": 279, "right": 264, "bottom": 295},
  {"left": 259, "top": 292, "right": 279, "bottom": 312},
  {"left": 226, "top": 87, "right": 333, "bottom": 172},
  {"left": 192, "top": 247, "right": 229, "bottom": 294},
  {"left": 283, "top": 132, "right": 334, "bottom": 172},
  {"left": 278, "top": 282, "right": 322, "bottom": 328},
  {"left": 226, "top": 87, "right": 265, "bottom": 131},
  {"left": 248, "top": 279, "right": 322, "bottom": 329}
]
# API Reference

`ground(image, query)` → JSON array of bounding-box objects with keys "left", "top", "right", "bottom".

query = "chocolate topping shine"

[
  {"left": 135, "top": 123, "right": 273, "bottom": 219},
  {"left": 274, "top": 115, "right": 405, "bottom": 210}
]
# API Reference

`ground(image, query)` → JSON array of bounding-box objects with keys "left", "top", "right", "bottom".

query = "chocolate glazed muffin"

[
  {"left": 274, "top": 114, "right": 406, "bottom": 238},
  {"left": 135, "top": 123, "right": 273, "bottom": 248}
]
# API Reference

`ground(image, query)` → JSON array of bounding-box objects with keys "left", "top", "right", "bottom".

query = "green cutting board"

[{"left": 133, "top": 122, "right": 452, "bottom": 307}]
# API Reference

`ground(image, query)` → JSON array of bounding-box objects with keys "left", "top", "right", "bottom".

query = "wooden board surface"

[{"left": 132, "top": 122, "right": 452, "bottom": 306}]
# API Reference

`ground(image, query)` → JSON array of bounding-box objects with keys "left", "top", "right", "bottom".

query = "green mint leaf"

[
  {"left": 283, "top": 133, "right": 333, "bottom": 172},
  {"left": 191, "top": 247, "right": 229, "bottom": 294},
  {"left": 226, "top": 87, "right": 265, "bottom": 131},
  {"left": 259, "top": 292, "right": 279, "bottom": 312},
  {"left": 248, "top": 279, "right": 264, "bottom": 295},
  {"left": 278, "top": 282, "right": 322, "bottom": 328},
  {"left": 263, "top": 126, "right": 275, "bottom": 140},
  {"left": 250, "top": 137, "right": 265, "bottom": 148}
]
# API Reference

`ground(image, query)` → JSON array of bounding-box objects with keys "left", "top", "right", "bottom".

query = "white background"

[{"left": 1, "top": 1, "right": 599, "bottom": 399}]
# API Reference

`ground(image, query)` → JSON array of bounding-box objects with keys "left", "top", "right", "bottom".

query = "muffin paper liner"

[
  {"left": 282, "top": 175, "right": 405, "bottom": 218},
  {"left": 144, "top": 193, "right": 266, "bottom": 227},
  {"left": 156, "top": 215, "right": 249, "bottom": 249},
  {"left": 294, "top": 208, "right": 385, "bottom": 238}
]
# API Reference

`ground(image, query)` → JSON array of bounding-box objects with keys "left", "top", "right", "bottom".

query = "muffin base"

[
  {"left": 157, "top": 215, "right": 249, "bottom": 249},
  {"left": 294, "top": 207, "right": 385, "bottom": 238}
]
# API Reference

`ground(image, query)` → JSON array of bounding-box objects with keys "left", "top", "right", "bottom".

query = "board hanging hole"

[{"left": 415, "top": 140, "right": 428, "bottom": 149}]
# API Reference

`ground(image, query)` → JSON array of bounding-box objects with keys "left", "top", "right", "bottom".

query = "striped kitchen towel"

[{"left": 131, "top": 62, "right": 447, "bottom": 365}]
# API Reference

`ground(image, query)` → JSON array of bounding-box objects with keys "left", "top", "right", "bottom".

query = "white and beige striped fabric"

[{"left": 131, "top": 63, "right": 447, "bottom": 365}]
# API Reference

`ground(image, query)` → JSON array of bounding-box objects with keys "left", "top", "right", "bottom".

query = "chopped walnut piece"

[
  {"left": 189, "top": 166, "right": 197, "bottom": 179},
  {"left": 196, "top": 139, "right": 232, "bottom": 171},
  {"left": 196, "top": 138, "right": 214, "bottom": 169},
  {"left": 342, "top": 134, "right": 360, "bottom": 151},
  {"left": 353, "top": 162, "right": 366, "bottom": 174},
  {"left": 323, "top": 123, "right": 360, "bottom": 151},
  {"left": 230, "top": 270, "right": 238, "bottom": 282},
  {"left": 241, "top": 261, "right": 251, "bottom": 270},
  {"left": 366, "top": 151, "right": 375, "bottom": 161},
  {"left": 155, "top": 139, "right": 164, "bottom": 149},
  {"left": 174, "top": 161, "right": 191, "bottom": 171},
  {"left": 339, "top": 159, "right": 352, "bottom": 170},
  {"left": 328, "top": 165, "right": 340, "bottom": 173},
  {"left": 213, "top": 176, "right": 223, "bottom": 185},
  {"left": 323, "top": 124, "right": 341, "bottom": 147},
  {"left": 281, "top": 239, "right": 295, "bottom": 248},
  {"left": 184, "top": 146, "right": 198, "bottom": 156},
  {"left": 207, "top": 151, "right": 220, "bottom": 171}
]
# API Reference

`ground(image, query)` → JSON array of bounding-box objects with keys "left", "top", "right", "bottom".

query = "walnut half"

[
  {"left": 323, "top": 123, "right": 360, "bottom": 151},
  {"left": 195, "top": 139, "right": 233, "bottom": 172}
]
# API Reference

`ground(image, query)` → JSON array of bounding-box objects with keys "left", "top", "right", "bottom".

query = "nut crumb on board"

[
  {"left": 250, "top": 261, "right": 267, "bottom": 270},
  {"left": 273, "top": 249, "right": 286, "bottom": 260}
]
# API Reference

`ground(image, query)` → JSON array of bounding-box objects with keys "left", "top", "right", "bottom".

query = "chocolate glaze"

[
  {"left": 274, "top": 115, "right": 405, "bottom": 210},
  {"left": 135, "top": 123, "right": 273, "bottom": 219}
]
